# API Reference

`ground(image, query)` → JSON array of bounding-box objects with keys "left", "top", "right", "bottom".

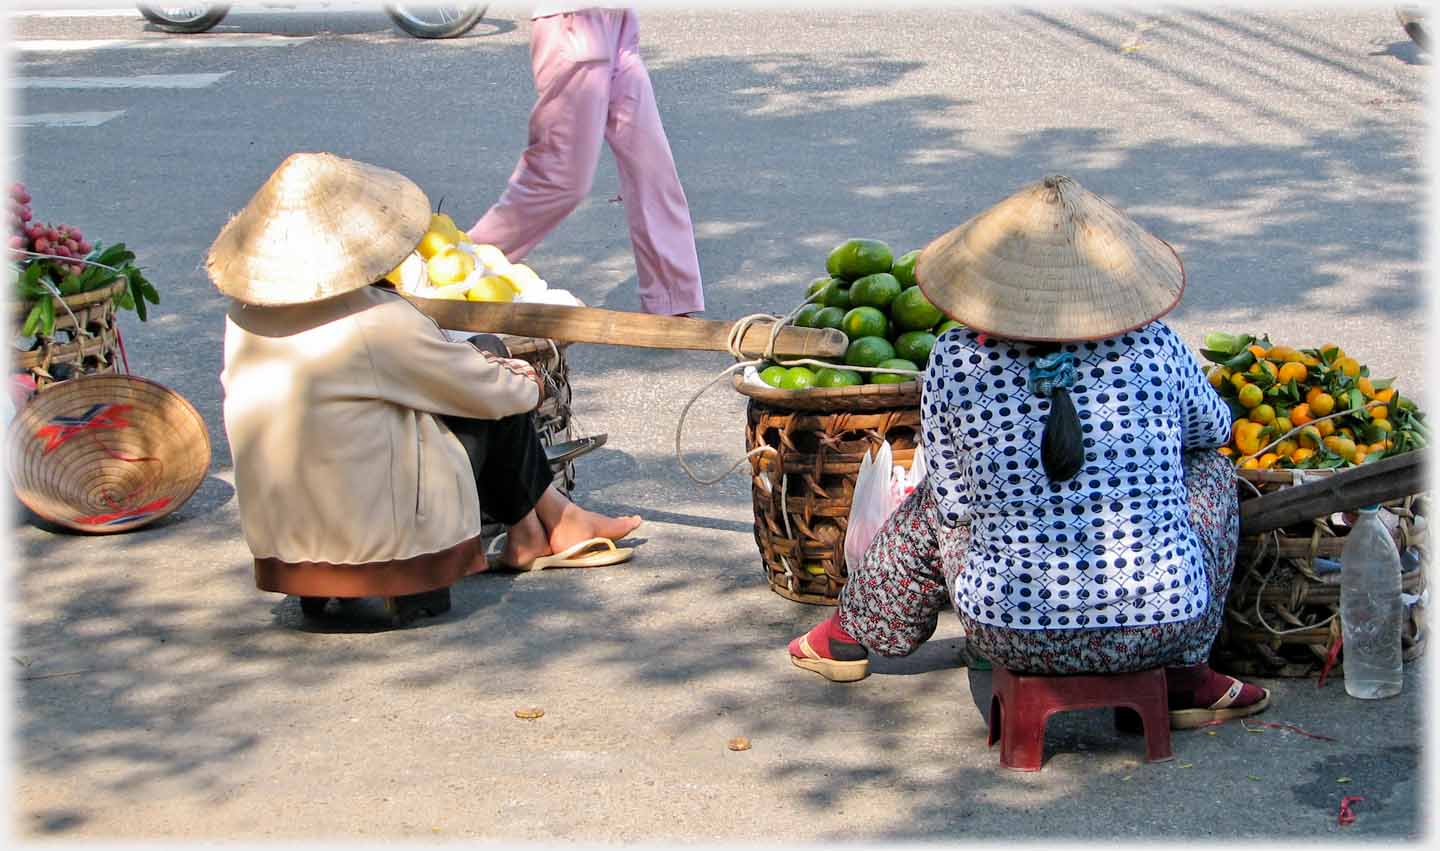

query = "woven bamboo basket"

[
  {"left": 6, "top": 374, "right": 211, "bottom": 533},
  {"left": 732, "top": 373, "right": 920, "bottom": 412},
  {"left": 1215, "top": 467, "right": 1428, "bottom": 678},
  {"left": 11, "top": 279, "right": 127, "bottom": 390},
  {"left": 745, "top": 396, "right": 921, "bottom": 604}
]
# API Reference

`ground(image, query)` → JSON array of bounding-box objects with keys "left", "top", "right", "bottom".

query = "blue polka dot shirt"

[{"left": 921, "top": 321, "right": 1232, "bottom": 631}]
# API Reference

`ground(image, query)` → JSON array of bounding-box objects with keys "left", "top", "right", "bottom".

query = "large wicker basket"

[
  {"left": 11, "top": 279, "right": 127, "bottom": 390},
  {"left": 744, "top": 396, "right": 921, "bottom": 604},
  {"left": 1215, "top": 468, "right": 1428, "bottom": 678}
]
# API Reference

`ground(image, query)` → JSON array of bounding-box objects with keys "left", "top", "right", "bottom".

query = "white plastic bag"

[{"left": 845, "top": 442, "right": 927, "bottom": 570}]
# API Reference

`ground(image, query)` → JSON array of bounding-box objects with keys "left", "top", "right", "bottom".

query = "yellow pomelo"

[
  {"left": 428, "top": 247, "right": 476, "bottom": 286},
  {"left": 466, "top": 276, "right": 517, "bottom": 303}
]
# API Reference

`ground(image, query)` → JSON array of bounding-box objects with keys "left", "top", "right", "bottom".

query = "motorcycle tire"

[
  {"left": 1397, "top": 6, "right": 1429, "bottom": 51},
  {"left": 385, "top": 4, "right": 487, "bottom": 39},
  {"left": 136, "top": 4, "right": 229, "bottom": 34}
]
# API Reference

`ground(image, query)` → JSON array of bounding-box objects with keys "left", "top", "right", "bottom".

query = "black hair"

[{"left": 1030, "top": 342, "right": 1084, "bottom": 482}]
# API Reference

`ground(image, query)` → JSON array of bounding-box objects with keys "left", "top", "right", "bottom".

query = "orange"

[
  {"left": 1316, "top": 419, "right": 1336, "bottom": 437},
  {"left": 1339, "top": 427, "right": 1354, "bottom": 439},
  {"left": 1247, "top": 344, "right": 1269, "bottom": 360},
  {"left": 1305, "top": 386, "right": 1324, "bottom": 406},
  {"left": 1298, "top": 426, "right": 1322, "bottom": 449},
  {"left": 1375, "top": 387, "right": 1397, "bottom": 403},
  {"left": 1274, "top": 439, "right": 1298, "bottom": 457},
  {"left": 1372, "top": 418, "right": 1394, "bottom": 433},
  {"left": 1258, "top": 452, "right": 1281, "bottom": 469},
  {"left": 1310, "top": 393, "right": 1335, "bottom": 416},
  {"left": 1249, "top": 360, "right": 1278, "bottom": 381},
  {"left": 1273, "top": 416, "right": 1293, "bottom": 435},
  {"left": 1357, "top": 377, "right": 1376, "bottom": 397},
  {"left": 1234, "top": 421, "right": 1264, "bottom": 457},
  {"left": 1266, "top": 346, "right": 1303, "bottom": 363},
  {"left": 1370, "top": 405, "right": 1388, "bottom": 421},
  {"left": 1323, "top": 436, "right": 1357, "bottom": 460},
  {"left": 1290, "top": 447, "right": 1315, "bottom": 464},
  {"left": 1237, "top": 384, "right": 1264, "bottom": 409},
  {"left": 1249, "top": 404, "right": 1275, "bottom": 425},
  {"left": 1333, "top": 356, "right": 1361, "bottom": 377},
  {"left": 1217, "top": 446, "right": 1236, "bottom": 458},
  {"left": 1239, "top": 457, "right": 1260, "bottom": 470},
  {"left": 1207, "top": 366, "right": 1230, "bottom": 390},
  {"left": 1289, "top": 403, "right": 1313, "bottom": 426},
  {"left": 1353, "top": 448, "right": 1368, "bottom": 464},
  {"left": 1230, "top": 372, "right": 1251, "bottom": 392},
  {"left": 1277, "top": 362, "right": 1308, "bottom": 385}
]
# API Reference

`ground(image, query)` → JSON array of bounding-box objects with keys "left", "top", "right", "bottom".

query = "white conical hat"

[
  {"left": 206, "top": 152, "right": 430, "bottom": 306},
  {"left": 915, "top": 174, "right": 1185, "bottom": 342}
]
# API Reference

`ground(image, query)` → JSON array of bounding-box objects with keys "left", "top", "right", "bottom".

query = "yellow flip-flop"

[{"left": 517, "top": 537, "right": 633, "bottom": 572}]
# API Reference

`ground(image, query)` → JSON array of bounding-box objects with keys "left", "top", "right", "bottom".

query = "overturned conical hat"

[
  {"left": 206, "top": 152, "right": 431, "bottom": 306},
  {"left": 915, "top": 174, "right": 1184, "bottom": 342}
]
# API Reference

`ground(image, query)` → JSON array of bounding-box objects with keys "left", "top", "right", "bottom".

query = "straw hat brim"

[
  {"left": 206, "top": 152, "right": 431, "bottom": 306},
  {"left": 915, "top": 175, "right": 1185, "bottom": 342}
]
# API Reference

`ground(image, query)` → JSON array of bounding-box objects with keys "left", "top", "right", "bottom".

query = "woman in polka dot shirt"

[{"left": 788, "top": 176, "right": 1271, "bottom": 730}]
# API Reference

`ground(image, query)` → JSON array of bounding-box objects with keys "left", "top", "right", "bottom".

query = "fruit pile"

[
  {"left": 756, "top": 238, "right": 958, "bottom": 390},
  {"left": 9, "top": 182, "right": 158, "bottom": 338},
  {"left": 386, "top": 211, "right": 546, "bottom": 303},
  {"left": 1200, "top": 332, "right": 1428, "bottom": 469}
]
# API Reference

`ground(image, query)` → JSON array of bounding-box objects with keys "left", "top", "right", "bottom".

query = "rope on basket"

[
  {"left": 14, "top": 249, "right": 133, "bottom": 375},
  {"left": 672, "top": 293, "right": 923, "bottom": 486}
]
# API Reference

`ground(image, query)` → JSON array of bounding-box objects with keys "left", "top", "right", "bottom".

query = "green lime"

[
  {"left": 792, "top": 303, "right": 823, "bottom": 328},
  {"left": 891, "top": 249, "right": 921, "bottom": 287},
  {"left": 844, "top": 336, "right": 896, "bottom": 369},
  {"left": 891, "top": 286, "right": 944, "bottom": 331},
  {"left": 759, "top": 365, "right": 787, "bottom": 387},
  {"left": 779, "top": 366, "right": 817, "bottom": 390},
  {"left": 848, "top": 272, "right": 902, "bottom": 311},
  {"left": 841, "top": 306, "right": 888, "bottom": 340},
  {"left": 933, "top": 319, "right": 964, "bottom": 337},
  {"left": 813, "top": 306, "right": 847, "bottom": 330},
  {"left": 826, "top": 238, "right": 893, "bottom": 281},
  {"left": 870, "top": 357, "right": 919, "bottom": 385},
  {"left": 894, "top": 330, "right": 937, "bottom": 364},
  {"left": 805, "top": 276, "right": 832, "bottom": 299},
  {"left": 819, "top": 280, "right": 852, "bottom": 310},
  {"left": 815, "top": 367, "right": 864, "bottom": 388}
]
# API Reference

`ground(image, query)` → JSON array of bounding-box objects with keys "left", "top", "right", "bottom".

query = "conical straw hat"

[
  {"left": 915, "top": 175, "right": 1184, "bottom": 342},
  {"left": 206, "top": 152, "right": 431, "bottom": 306}
]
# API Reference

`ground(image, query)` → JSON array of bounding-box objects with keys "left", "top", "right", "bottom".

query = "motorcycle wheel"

[
  {"left": 385, "top": 4, "right": 488, "bottom": 39},
  {"left": 136, "top": 4, "right": 229, "bottom": 34},
  {"left": 1397, "top": 6, "right": 1429, "bottom": 51}
]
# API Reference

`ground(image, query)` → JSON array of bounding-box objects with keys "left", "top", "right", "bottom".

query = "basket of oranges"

[{"left": 1200, "top": 331, "right": 1429, "bottom": 676}]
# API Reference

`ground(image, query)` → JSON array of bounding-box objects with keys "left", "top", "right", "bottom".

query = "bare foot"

[
  {"left": 537, "top": 498, "right": 641, "bottom": 556},
  {"left": 500, "top": 511, "right": 552, "bottom": 569}
]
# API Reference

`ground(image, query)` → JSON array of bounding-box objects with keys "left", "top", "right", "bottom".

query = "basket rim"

[
  {"left": 11, "top": 277, "right": 129, "bottom": 326},
  {"left": 732, "top": 372, "right": 920, "bottom": 410}
]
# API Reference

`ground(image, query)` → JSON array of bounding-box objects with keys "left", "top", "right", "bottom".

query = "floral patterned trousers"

[{"left": 836, "top": 450, "right": 1239, "bottom": 674}]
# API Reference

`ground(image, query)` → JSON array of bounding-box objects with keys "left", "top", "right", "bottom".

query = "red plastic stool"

[{"left": 987, "top": 667, "right": 1173, "bottom": 771}]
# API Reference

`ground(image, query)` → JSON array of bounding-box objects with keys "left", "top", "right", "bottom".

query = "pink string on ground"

[
  {"left": 115, "top": 324, "right": 131, "bottom": 374},
  {"left": 1338, "top": 796, "right": 1365, "bottom": 826}
]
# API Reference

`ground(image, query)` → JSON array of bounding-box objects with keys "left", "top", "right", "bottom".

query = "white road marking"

[
  {"left": 16, "top": 35, "right": 314, "bottom": 52},
  {"left": 12, "top": 73, "right": 232, "bottom": 90},
  {"left": 11, "top": 111, "right": 127, "bottom": 128}
]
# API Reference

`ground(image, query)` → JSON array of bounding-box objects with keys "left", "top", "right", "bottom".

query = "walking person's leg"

[
  {"left": 603, "top": 10, "right": 704, "bottom": 316},
  {"left": 466, "top": 12, "right": 613, "bottom": 260}
]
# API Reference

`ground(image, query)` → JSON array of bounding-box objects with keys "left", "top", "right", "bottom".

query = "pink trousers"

[{"left": 467, "top": 9, "right": 704, "bottom": 315}]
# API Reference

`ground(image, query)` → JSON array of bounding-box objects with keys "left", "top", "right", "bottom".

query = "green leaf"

[
  {"left": 1199, "top": 348, "right": 1234, "bottom": 364},
  {"left": 1204, "top": 332, "right": 1250, "bottom": 355},
  {"left": 126, "top": 268, "right": 148, "bottom": 322},
  {"left": 38, "top": 294, "right": 55, "bottom": 337},
  {"left": 21, "top": 301, "right": 44, "bottom": 336},
  {"left": 1348, "top": 388, "right": 1365, "bottom": 414},
  {"left": 1224, "top": 350, "right": 1257, "bottom": 372}
]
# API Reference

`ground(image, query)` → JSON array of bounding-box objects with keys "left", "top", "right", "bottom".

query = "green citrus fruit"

[
  {"left": 813, "top": 306, "right": 847, "bottom": 330},
  {"left": 841, "top": 306, "right": 889, "bottom": 340},
  {"left": 815, "top": 367, "right": 864, "bottom": 388},
  {"left": 779, "top": 366, "right": 817, "bottom": 390},
  {"left": 894, "top": 330, "right": 937, "bottom": 365},
  {"left": 759, "top": 365, "right": 787, "bottom": 387},
  {"left": 826, "top": 238, "right": 893, "bottom": 281},
  {"left": 845, "top": 336, "right": 896, "bottom": 369},
  {"left": 819, "top": 280, "right": 852, "bottom": 310},
  {"left": 870, "top": 357, "right": 919, "bottom": 384},
  {"left": 891, "top": 286, "right": 944, "bottom": 331},
  {"left": 933, "top": 319, "right": 964, "bottom": 337},
  {"left": 792, "top": 303, "right": 823, "bottom": 328},
  {"left": 805, "top": 276, "right": 832, "bottom": 299},
  {"left": 848, "top": 272, "right": 902, "bottom": 310},
  {"left": 891, "top": 249, "right": 921, "bottom": 287}
]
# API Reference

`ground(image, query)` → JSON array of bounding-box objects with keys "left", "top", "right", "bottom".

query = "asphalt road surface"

[{"left": 7, "top": 4, "right": 1431, "bottom": 842}]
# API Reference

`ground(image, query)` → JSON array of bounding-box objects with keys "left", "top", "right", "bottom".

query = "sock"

[
  {"left": 1166, "top": 663, "right": 1263, "bottom": 708},
  {"left": 793, "top": 612, "right": 867, "bottom": 661}
]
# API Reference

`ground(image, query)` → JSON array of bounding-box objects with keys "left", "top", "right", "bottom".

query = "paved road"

[{"left": 8, "top": 5, "right": 1431, "bottom": 842}]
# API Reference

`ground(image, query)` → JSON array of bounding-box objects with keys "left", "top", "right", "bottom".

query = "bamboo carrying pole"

[
  {"left": 1238, "top": 451, "right": 1426, "bottom": 537},
  {"left": 401, "top": 296, "right": 849, "bottom": 359}
]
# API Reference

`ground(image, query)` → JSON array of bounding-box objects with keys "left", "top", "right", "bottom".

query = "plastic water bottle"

[{"left": 1340, "top": 506, "right": 1404, "bottom": 699}]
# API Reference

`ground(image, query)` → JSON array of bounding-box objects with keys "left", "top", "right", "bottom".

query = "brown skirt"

[{"left": 253, "top": 534, "right": 486, "bottom": 598}]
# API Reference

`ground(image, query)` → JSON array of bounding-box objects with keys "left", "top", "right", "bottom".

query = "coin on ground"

[
  {"left": 515, "top": 707, "right": 545, "bottom": 720},
  {"left": 727, "top": 736, "right": 751, "bottom": 751}
]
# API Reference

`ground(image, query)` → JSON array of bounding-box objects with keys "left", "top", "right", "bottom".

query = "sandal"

[
  {"left": 788, "top": 626, "right": 869, "bottom": 683},
  {"left": 506, "top": 536, "right": 633, "bottom": 572},
  {"left": 1170, "top": 676, "right": 1272, "bottom": 729}
]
